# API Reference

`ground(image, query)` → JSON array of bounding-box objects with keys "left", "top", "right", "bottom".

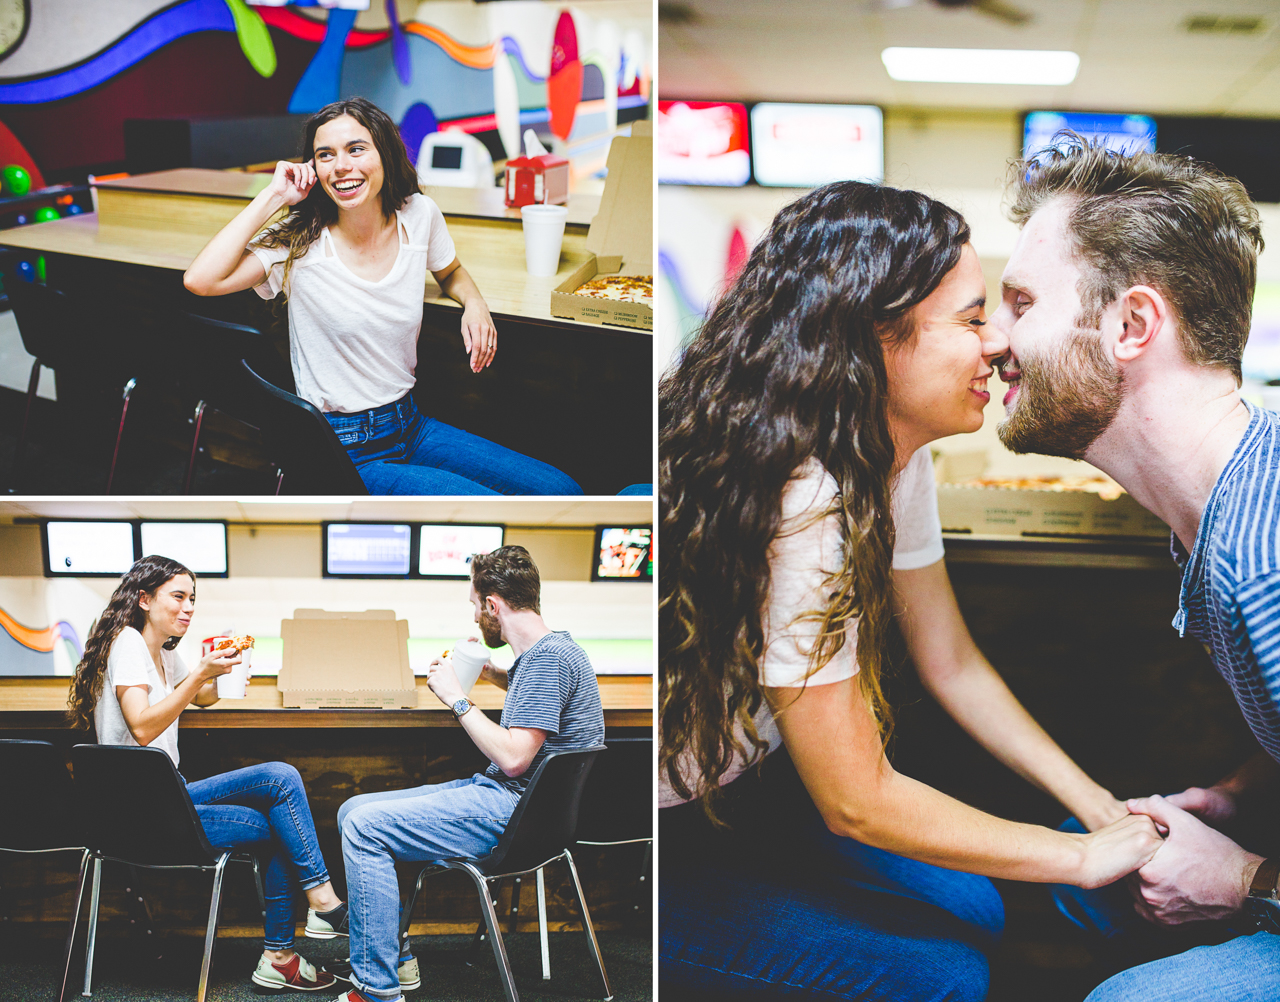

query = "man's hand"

[
  {"left": 425, "top": 656, "right": 465, "bottom": 708},
  {"left": 1125, "top": 794, "right": 1262, "bottom": 924},
  {"left": 1165, "top": 785, "right": 1238, "bottom": 828}
]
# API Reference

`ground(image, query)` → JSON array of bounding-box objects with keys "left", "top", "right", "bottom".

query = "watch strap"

[{"left": 1251, "top": 858, "right": 1280, "bottom": 900}]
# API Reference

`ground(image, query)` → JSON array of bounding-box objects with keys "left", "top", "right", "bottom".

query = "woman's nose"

[{"left": 981, "top": 314, "right": 1010, "bottom": 362}]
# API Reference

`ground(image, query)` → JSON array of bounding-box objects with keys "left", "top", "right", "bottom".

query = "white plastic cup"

[
  {"left": 450, "top": 639, "right": 490, "bottom": 695},
  {"left": 216, "top": 647, "right": 250, "bottom": 699},
  {"left": 520, "top": 204, "right": 568, "bottom": 277}
]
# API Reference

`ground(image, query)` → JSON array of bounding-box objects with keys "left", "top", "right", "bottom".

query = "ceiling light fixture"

[{"left": 881, "top": 47, "right": 1080, "bottom": 85}]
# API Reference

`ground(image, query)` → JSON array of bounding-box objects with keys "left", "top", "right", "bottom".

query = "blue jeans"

[
  {"left": 187, "top": 762, "right": 331, "bottom": 950},
  {"left": 1053, "top": 818, "right": 1280, "bottom": 1001},
  {"left": 325, "top": 392, "right": 582, "bottom": 496},
  {"left": 660, "top": 754, "right": 1003, "bottom": 1001},
  {"left": 339, "top": 774, "right": 521, "bottom": 1000}
]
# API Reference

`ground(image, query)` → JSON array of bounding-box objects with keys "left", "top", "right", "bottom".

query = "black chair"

[
  {"left": 398, "top": 747, "right": 612, "bottom": 1002},
  {"left": 66, "top": 744, "right": 264, "bottom": 1002},
  {"left": 0, "top": 740, "right": 87, "bottom": 1002},
  {"left": 239, "top": 359, "right": 368, "bottom": 495},
  {"left": 174, "top": 314, "right": 273, "bottom": 494},
  {"left": 7, "top": 280, "right": 138, "bottom": 492}
]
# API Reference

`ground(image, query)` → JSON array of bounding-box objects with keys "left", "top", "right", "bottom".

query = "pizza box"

[
  {"left": 278, "top": 609, "right": 417, "bottom": 708},
  {"left": 934, "top": 450, "right": 1170, "bottom": 540},
  {"left": 551, "top": 122, "right": 652, "bottom": 332}
]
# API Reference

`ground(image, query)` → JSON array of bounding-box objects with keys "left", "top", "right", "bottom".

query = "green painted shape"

[
  {"left": 510, "top": 53, "right": 547, "bottom": 111},
  {"left": 224, "top": 0, "right": 277, "bottom": 78}
]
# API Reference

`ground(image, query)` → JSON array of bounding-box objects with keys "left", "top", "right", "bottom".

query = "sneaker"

[
  {"left": 250, "top": 952, "right": 337, "bottom": 993},
  {"left": 323, "top": 955, "right": 421, "bottom": 992},
  {"left": 336, "top": 991, "right": 403, "bottom": 1002},
  {"left": 305, "top": 902, "right": 349, "bottom": 939}
]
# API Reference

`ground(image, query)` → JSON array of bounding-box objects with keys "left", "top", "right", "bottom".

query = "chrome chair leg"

[
  {"left": 509, "top": 875, "right": 522, "bottom": 936},
  {"left": 536, "top": 867, "right": 550, "bottom": 981},
  {"left": 105, "top": 377, "right": 136, "bottom": 494},
  {"left": 250, "top": 854, "right": 266, "bottom": 920},
  {"left": 460, "top": 864, "right": 519, "bottom": 1002},
  {"left": 196, "top": 853, "right": 230, "bottom": 1002},
  {"left": 564, "top": 849, "right": 612, "bottom": 1001},
  {"left": 183, "top": 399, "right": 206, "bottom": 495},
  {"left": 81, "top": 856, "right": 102, "bottom": 996},
  {"left": 57, "top": 850, "right": 92, "bottom": 1002}
]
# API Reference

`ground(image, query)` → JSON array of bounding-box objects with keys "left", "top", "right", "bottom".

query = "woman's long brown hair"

[
  {"left": 67, "top": 555, "right": 195, "bottom": 732},
  {"left": 659, "top": 181, "right": 970, "bottom": 820},
  {"left": 253, "top": 97, "right": 422, "bottom": 296}
]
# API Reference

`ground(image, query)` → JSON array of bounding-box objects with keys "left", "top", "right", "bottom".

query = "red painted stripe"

[{"left": 255, "top": 6, "right": 389, "bottom": 48}]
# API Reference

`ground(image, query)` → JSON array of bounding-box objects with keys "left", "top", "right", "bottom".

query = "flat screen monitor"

[
  {"left": 592, "top": 526, "right": 652, "bottom": 582},
  {"left": 139, "top": 521, "right": 228, "bottom": 576},
  {"left": 44, "top": 521, "right": 136, "bottom": 577},
  {"left": 657, "top": 100, "right": 751, "bottom": 186},
  {"left": 419, "top": 524, "right": 505, "bottom": 579},
  {"left": 1023, "top": 111, "right": 1156, "bottom": 162},
  {"left": 751, "top": 103, "right": 884, "bottom": 187},
  {"left": 324, "top": 523, "right": 412, "bottom": 577}
]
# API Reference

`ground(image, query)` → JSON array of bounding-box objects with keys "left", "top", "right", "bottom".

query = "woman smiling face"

[
  {"left": 312, "top": 114, "right": 385, "bottom": 214},
  {"left": 138, "top": 573, "right": 195, "bottom": 639},
  {"left": 882, "top": 243, "right": 1008, "bottom": 455}
]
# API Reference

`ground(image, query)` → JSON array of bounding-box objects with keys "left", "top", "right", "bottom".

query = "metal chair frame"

[
  {"left": 61, "top": 850, "right": 263, "bottom": 1002},
  {"left": 399, "top": 846, "right": 612, "bottom": 1002}
]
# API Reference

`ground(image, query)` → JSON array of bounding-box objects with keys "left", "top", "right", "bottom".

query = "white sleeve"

[
  {"left": 107, "top": 628, "right": 151, "bottom": 690},
  {"left": 248, "top": 237, "right": 290, "bottom": 300},
  {"left": 760, "top": 461, "right": 859, "bottom": 689},
  {"left": 891, "top": 446, "right": 945, "bottom": 571},
  {"left": 412, "top": 194, "right": 458, "bottom": 272}
]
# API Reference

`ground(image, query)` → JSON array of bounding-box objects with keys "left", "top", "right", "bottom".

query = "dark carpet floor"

[{"left": 0, "top": 926, "right": 650, "bottom": 1001}]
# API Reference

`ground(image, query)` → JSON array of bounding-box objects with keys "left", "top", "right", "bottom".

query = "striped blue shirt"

[
  {"left": 1173, "top": 402, "right": 1280, "bottom": 762},
  {"left": 485, "top": 631, "right": 605, "bottom": 792}
]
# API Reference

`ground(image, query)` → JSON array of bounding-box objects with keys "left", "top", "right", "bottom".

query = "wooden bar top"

[
  {"left": 0, "top": 212, "right": 622, "bottom": 330},
  {"left": 0, "top": 674, "right": 652, "bottom": 729},
  {"left": 95, "top": 168, "right": 273, "bottom": 200}
]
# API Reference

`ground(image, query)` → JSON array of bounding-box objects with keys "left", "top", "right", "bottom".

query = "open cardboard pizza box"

[
  {"left": 278, "top": 609, "right": 417, "bottom": 708},
  {"left": 551, "top": 121, "right": 652, "bottom": 331}
]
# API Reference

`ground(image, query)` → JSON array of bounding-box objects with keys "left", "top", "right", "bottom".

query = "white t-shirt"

[
  {"left": 250, "top": 192, "right": 458, "bottom": 414},
  {"left": 659, "top": 445, "right": 944, "bottom": 807},
  {"left": 94, "top": 627, "right": 190, "bottom": 768}
]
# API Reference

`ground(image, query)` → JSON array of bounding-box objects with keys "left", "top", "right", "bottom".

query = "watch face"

[{"left": 453, "top": 698, "right": 470, "bottom": 716}]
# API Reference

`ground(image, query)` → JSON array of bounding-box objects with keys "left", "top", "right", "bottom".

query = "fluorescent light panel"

[{"left": 881, "top": 47, "right": 1080, "bottom": 85}]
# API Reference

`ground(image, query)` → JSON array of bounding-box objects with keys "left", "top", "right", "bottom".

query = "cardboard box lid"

[
  {"left": 279, "top": 609, "right": 413, "bottom": 693},
  {"left": 585, "top": 128, "right": 652, "bottom": 271}
]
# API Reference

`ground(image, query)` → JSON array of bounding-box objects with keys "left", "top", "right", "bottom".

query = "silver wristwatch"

[
  {"left": 1245, "top": 858, "right": 1280, "bottom": 934},
  {"left": 451, "top": 697, "right": 474, "bottom": 718}
]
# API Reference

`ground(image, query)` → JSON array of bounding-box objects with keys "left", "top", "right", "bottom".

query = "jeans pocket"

[{"left": 329, "top": 422, "right": 368, "bottom": 448}]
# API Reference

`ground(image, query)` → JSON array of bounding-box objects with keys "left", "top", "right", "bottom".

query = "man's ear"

[{"left": 1112, "top": 285, "right": 1168, "bottom": 363}]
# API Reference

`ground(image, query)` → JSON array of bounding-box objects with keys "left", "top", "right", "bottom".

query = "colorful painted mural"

[{"left": 0, "top": 1, "right": 650, "bottom": 179}]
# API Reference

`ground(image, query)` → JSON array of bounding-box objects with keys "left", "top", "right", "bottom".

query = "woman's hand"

[
  {"left": 1076, "top": 813, "right": 1165, "bottom": 889},
  {"left": 461, "top": 299, "right": 497, "bottom": 372},
  {"left": 267, "top": 159, "right": 316, "bottom": 206},
  {"left": 194, "top": 647, "right": 240, "bottom": 686}
]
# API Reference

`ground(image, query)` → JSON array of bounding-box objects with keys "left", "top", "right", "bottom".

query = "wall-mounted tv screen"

[
  {"left": 657, "top": 100, "right": 751, "bottom": 186},
  {"left": 751, "top": 103, "right": 884, "bottom": 187},
  {"left": 419, "top": 524, "right": 505, "bottom": 579},
  {"left": 592, "top": 526, "right": 652, "bottom": 582},
  {"left": 324, "top": 523, "right": 412, "bottom": 577},
  {"left": 1023, "top": 111, "right": 1156, "bottom": 162},
  {"left": 43, "top": 521, "right": 136, "bottom": 577},
  {"left": 139, "top": 522, "right": 228, "bottom": 575}
]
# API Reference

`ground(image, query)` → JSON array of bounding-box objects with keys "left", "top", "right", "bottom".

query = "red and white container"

[{"left": 504, "top": 152, "right": 570, "bottom": 208}]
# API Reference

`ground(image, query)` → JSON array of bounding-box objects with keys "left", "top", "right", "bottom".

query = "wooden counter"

[
  {"left": 0, "top": 674, "right": 652, "bottom": 729},
  {"left": 942, "top": 532, "right": 1174, "bottom": 570}
]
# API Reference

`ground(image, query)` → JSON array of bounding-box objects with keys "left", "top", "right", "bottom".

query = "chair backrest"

[
  {"left": 70, "top": 744, "right": 218, "bottom": 867},
  {"left": 8, "top": 281, "right": 88, "bottom": 370},
  {"left": 575, "top": 737, "right": 652, "bottom": 843},
  {"left": 477, "top": 746, "right": 605, "bottom": 875},
  {"left": 0, "top": 740, "right": 82, "bottom": 851},
  {"left": 177, "top": 313, "right": 268, "bottom": 405},
  {"left": 239, "top": 359, "right": 369, "bottom": 495}
]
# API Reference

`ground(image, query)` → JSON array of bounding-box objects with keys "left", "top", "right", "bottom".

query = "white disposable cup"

[
  {"left": 520, "top": 204, "right": 568, "bottom": 276},
  {"left": 216, "top": 648, "right": 250, "bottom": 699},
  {"left": 450, "top": 640, "right": 490, "bottom": 695}
]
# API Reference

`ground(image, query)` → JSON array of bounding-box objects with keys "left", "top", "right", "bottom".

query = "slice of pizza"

[
  {"left": 574, "top": 274, "right": 653, "bottom": 308},
  {"left": 214, "top": 635, "right": 255, "bottom": 652}
]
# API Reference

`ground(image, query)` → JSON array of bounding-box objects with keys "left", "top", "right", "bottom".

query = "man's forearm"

[{"left": 458, "top": 710, "right": 536, "bottom": 776}]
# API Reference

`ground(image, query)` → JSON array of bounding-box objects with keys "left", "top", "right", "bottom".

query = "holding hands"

[
  {"left": 1077, "top": 813, "right": 1165, "bottom": 889},
  {"left": 267, "top": 159, "right": 317, "bottom": 206}
]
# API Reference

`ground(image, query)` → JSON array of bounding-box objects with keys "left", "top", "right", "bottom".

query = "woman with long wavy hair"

[
  {"left": 659, "top": 181, "right": 1165, "bottom": 1001},
  {"left": 68, "top": 555, "right": 347, "bottom": 993},
  {"left": 183, "top": 96, "right": 579, "bottom": 496}
]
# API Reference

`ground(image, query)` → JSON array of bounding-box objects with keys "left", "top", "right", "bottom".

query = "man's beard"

[
  {"left": 998, "top": 324, "right": 1124, "bottom": 461},
  {"left": 478, "top": 608, "right": 504, "bottom": 648}
]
